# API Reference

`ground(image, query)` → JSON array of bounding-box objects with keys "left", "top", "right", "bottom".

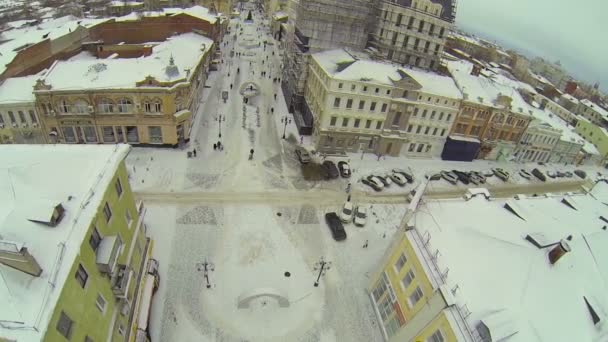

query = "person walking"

[
  {"left": 363, "top": 240, "right": 368, "bottom": 248},
  {"left": 193, "top": 149, "right": 197, "bottom": 157}
]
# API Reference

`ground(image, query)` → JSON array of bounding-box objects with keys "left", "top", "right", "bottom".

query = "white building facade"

[
  {"left": 0, "top": 75, "right": 46, "bottom": 144},
  {"left": 514, "top": 120, "right": 560, "bottom": 163}
]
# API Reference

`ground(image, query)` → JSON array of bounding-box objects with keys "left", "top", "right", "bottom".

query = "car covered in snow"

[
  {"left": 547, "top": 171, "right": 557, "bottom": 178},
  {"left": 426, "top": 172, "right": 441, "bottom": 181},
  {"left": 531, "top": 168, "right": 546, "bottom": 182},
  {"left": 337, "top": 161, "right": 351, "bottom": 178},
  {"left": 469, "top": 171, "right": 486, "bottom": 184},
  {"left": 493, "top": 168, "right": 510, "bottom": 181},
  {"left": 339, "top": 201, "right": 354, "bottom": 223},
  {"left": 325, "top": 212, "right": 346, "bottom": 241},
  {"left": 389, "top": 172, "right": 408, "bottom": 186},
  {"left": 392, "top": 169, "right": 414, "bottom": 183},
  {"left": 373, "top": 174, "right": 392, "bottom": 187},
  {"left": 361, "top": 177, "right": 383, "bottom": 191},
  {"left": 321, "top": 161, "right": 340, "bottom": 179},
  {"left": 441, "top": 171, "right": 458, "bottom": 184},
  {"left": 354, "top": 206, "right": 367, "bottom": 226},
  {"left": 564, "top": 171, "right": 573, "bottom": 178},
  {"left": 519, "top": 169, "right": 533, "bottom": 180},
  {"left": 295, "top": 147, "right": 311, "bottom": 164}
]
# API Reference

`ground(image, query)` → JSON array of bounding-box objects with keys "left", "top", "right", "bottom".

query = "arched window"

[
  {"left": 143, "top": 98, "right": 162, "bottom": 113},
  {"left": 153, "top": 99, "right": 162, "bottom": 113},
  {"left": 74, "top": 99, "right": 89, "bottom": 114},
  {"left": 117, "top": 98, "right": 132, "bottom": 113},
  {"left": 98, "top": 98, "right": 114, "bottom": 113},
  {"left": 492, "top": 113, "right": 505, "bottom": 124},
  {"left": 59, "top": 99, "right": 71, "bottom": 113}
]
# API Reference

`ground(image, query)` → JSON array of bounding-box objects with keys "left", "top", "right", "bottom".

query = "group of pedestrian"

[{"left": 213, "top": 141, "right": 224, "bottom": 151}]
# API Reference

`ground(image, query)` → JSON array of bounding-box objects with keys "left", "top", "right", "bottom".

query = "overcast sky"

[{"left": 456, "top": 0, "right": 608, "bottom": 92}]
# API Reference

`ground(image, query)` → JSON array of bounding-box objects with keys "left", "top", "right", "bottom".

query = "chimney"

[
  {"left": 0, "top": 241, "right": 43, "bottom": 277},
  {"left": 548, "top": 239, "right": 571, "bottom": 265}
]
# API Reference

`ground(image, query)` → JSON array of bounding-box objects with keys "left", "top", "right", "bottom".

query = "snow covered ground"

[{"left": 123, "top": 4, "right": 608, "bottom": 341}]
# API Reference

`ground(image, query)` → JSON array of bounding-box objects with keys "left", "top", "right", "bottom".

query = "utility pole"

[
  {"left": 216, "top": 114, "right": 225, "bottom": 138},
  {"left": 313, "top": 257, "right": 331, "bottom": 287},
  {"left": 196, "top": 259, "right": 215, "bottom": 289},
  {"left": 281, "top": 116, "right": 291, "bottom": 139}
]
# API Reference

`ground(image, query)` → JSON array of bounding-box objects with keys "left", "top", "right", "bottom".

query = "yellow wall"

[
  {"left": 412, "top": 311, "right": 458, "bottom": 342},
  {"left": 575, "top": 119, "right": 608, "bottom": 156}
]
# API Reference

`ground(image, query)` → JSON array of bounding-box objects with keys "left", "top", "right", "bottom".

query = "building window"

[
  {"left": 148, "top": 126, "right": 163, "bottom": 144},
  {"left": 396, "top": 13, "right": 402, "bottom": 26},
  {"left": 402, "top": 269, "right": 415, "bottom": 289},
  {"left": 441, "top": 128, "right": 446, "bottom": 136},
  {"left": 413, "top": 107, "right": 418, "bottom": 116},
  {"left": 98, "top": 99, "right": 114, "bottom": 113},
  {"left": 363, "top": 86, "right": 368, "bottom": 92},
  {"left": 89, "top": 227, "right": 101, "bottom": 251},
  {"left": 102, "top": 126, "right": 115, "bottom": 142},
  {"left": 334, "top": 97, "right": 341, "bottom": 108},
  {"left": 370, "top": 102, "right": 377, "bottom": 111},
  {"left": 407, "top": 124, "right": 413, "bottom": 132},
  {"left": 75, "top": 264, "right": 88, "bottom": 288},
  {"left": 425, "top": 145, "right": 431, "bottom": 153},
  {"left": 409, "top": 286, "right": 424, "bottom": 307},
  {"left": 428, "top": 330, "right": 445, "bottom": 342},
  {"left": 430, "top": 111, "right": 436, "bottom": 119},
  {"left": 424, "top": 126, "right": 430, "bottom": 135},
  {"left": 432, "top": 127, "right": 438, "bottom": 135},
  {"left": 359, "top": 100, "right": 365, "bottom": 110},
  {"left": 351, "top": 84, "right": 356, "bottom": 91},
  {"left": 103, "top": 202, "right": 112, "bottom": 222},
  {"left": 62, "top": 127, "right": 76, "bottom": 143},
  {"left": 153, "top": 100, "right": 162, "bottom": 112},
  {"left": 83, "top": 126, "right": 97, "bottom": 143},
  {"left": 394, "top": 253, "right": 407, "bottom": 272},
  {"left": 388, "top": 112, "right": 400, "bottom": 127},
  {"left": 446, "top": 114, "right": 452, "bottom": 121},
  {"left": 376, "top": 121, "right": 382, "bottom": 129},
  {"left": 408, "top": 143, "right": 415, "bottom": 152},
  {"left": 126, "top": 126, "right": 139, "bottom": 143},
  {"left": 470, "top": 126, "right": 481, "bottom": 135},
  {"left": 416, "top": 126, "right": 422, "bottom": 134},
  {"left": 354, "top": 119, "right": 360, "bottom": 128},
  {"left": 117, "top": 99, "right": 132, "bottom": 113},
  {"left": 378, "top": 296, "right": 394, "bottom": 321},
  {"left": 366, "top": 120, "right": 372, "bottom": 129},
  {"left": 330, "top": 117, "right": 337, "bottom": 126},
  {"left": 422, "top": 109, "right": 427, "bottom": 118},
  {"left": 387, "top": 89, "right": 391, "bottom": 95},
  {"left": 56, "top": 311, "right": 74, "bottom": 339},
  {"left": 381, "top": 103, "right": 388, "bottom": 112},
  {"left": 372, "top": 279, "right": 387, "bottom": 302},
  {"left": 417, "top": 144, "right": 424, "bottom": 152},
  {"left": 115, "top": 178, "right": 123, "bottom": 197},
  {"left": 375, "top": 88, "right": 380, "bottom": 94},
  {"left": 338, "top": 82, "right": 343, "bottom": 89},
  {"left": 29, "top": 110, "right": 37, "bottom": 123},
  {"left": 95, "top": 294, "right": 107, "bottom": 313},
  {"left": 342, "top": 118, "right": 349, "bottom": 127},
  {"left": 18, "top": 111, "right": 26, "bottom": 123},
  {"left": 8, "top": 111, "right": 16, "bottom": 123},
  {"left": 346, "top": 98, "right": 353, "bottom": 109},
  {"left": 0, "top": 113, "right": 4, "bottom": 124},
  {"left": 125, "top": 209, "right": 133, "bottom": 227},
  {"left": 60, "top": 100, "right": 71, "bottom": 113}
]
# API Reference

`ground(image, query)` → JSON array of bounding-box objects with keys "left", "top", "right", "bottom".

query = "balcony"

[
  {"left": 112, "top": 264, "right": 134, "bottom": 299},
  {"left": 96, "top": 235, "right": 121, "bottom": 275}
]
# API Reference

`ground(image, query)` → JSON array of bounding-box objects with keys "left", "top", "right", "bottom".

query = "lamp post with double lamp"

[
  {"left": 216, "top": 114, "right": 225, "bottom": 138},
  {"left": 281, "top": 116, "right": 291, "bottom": 139},
  {"left": 313, "top": 257, "right": 331, "bottom": 287},
  {"left": 196, "top": 259, "right": 215, "bottom": 289}
]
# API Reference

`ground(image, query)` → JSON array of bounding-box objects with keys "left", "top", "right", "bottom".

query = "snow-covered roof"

[
  {"left": 0, "top": 16, "right": 111, "bottom": 77},
  {"left": 273, "top": 11, "right": 288, "bottom": 20},
  {"left": 109, "top": 0, "right": 144, "bottom": 6},
  {"left": 0, "top": 144, "right": 131, "bottom": 341},
  {"left": 562, "top": 93, "right": 579, "bottom": 104},
  {"left": 409, "top": 188, "right": 608, "bottom": 342},
  {"left": 581, "top": 99, "right": 608, "bottom": 119},
  {"left": 41, "top": 32, "right": 213, "bottom": 90},
  {"left": 116, "top": 5, "right": 218, "bottom": 24},
  {"left": 0, "top": 74, "right": 43, "bottom": 104},
  {"left": 312, "top": 49, "right": 462, "bottom": 99}
]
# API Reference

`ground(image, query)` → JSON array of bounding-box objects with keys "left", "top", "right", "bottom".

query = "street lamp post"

[
  {"left": 281, "top": 116, "right": 292, "bottom": 139},
  {"left": 313, "top": 257, "right": 331, "bottom": 287},
  {"left": 196, "top": 259, "right": 215, "bottom": 289},
  {"left": 216, "top": 114, "right": 225, "bottom": 138}
]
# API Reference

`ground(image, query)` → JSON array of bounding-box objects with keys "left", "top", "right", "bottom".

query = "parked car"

[
  {"left": 354, "top": 206, "right": 367, "bottom": 226},
  {"left": 547, "top": 171, "right": 557, "bottom": 179},
  {"left": 337, "top": 161, "right": 351, "bottom": 178},
  {"left": 556, "top": 171, "right": 566, "bottom": 178},
  {"left": 493, "top": 168, "right": 510, "bottom": 182},
  {"left": 452, "top": 170, "right": 470, "bottom": 185},
  {"left": 441, "top": 171, "right": 458, "bottom": 185},
  {"left": 532, "top": 168, "right": 547, "bottom": 182},
  {"left": 468, "top": 172, "right": 482, "bottom": 185},
  {"left": 321, "top": 161, "right": 339, "bottom": 179},
  {"left": 374, "top": 174, "right": 392, "bottom": 187},
  {"left": 361, "top": 178, "right": 382, "bottom": 191},
  {"left": 295, "top": 147, "right": 311, "bottom": 164},
  {"left": 389, "top": 172, "right": 408, "bottom": 186},
  {"left": 426, "top": 173, "right": 441, "bottom": 181},
  {"left": 469, "top": 171, "right": 486, "bottom": 184},
  {"left": 483, "top": 170, "right": 495, "bottom": 177},
  {"left": 392, "top": 169, "right": 414, "bottom": 183},
  {"left": 565, "top": 171, "right": 573, "bottom": 178},
  {"left": 574, "top": 170, "right": 587, "bottom": 179},
  {"left": 325, "top": 212, "right": 347, "bottom": 241},
  {"left": 339, "top": 201, "right": 354, "bottom": 223},
  {"left": 519, "top": 169, "right": 533, "bottom": 180},
  {"left": 365, "top": 176, "right": 385, "bottom": 190}
]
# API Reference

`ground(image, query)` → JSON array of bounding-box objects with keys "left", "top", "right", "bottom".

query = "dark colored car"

[
  {"left": 574, "top": 170, "right": 586, "bottom": 179},
  {"left": 322, "top": 161, "right": 340, "bottom": 179},
  {"left": 325, "top": 212, "right": 347, "bottom": 241},
  {"left": 362, "top": 178, "right": 383, "bottom": 191},
  {"left": 531, "top": 168, "right": 547, "bottom": 182},
  {"left": 337, "top": 161, "right": 351, "bottom": 178},
  {"left": 452, "top": 170, "right": 470, "bottom": 185}
]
